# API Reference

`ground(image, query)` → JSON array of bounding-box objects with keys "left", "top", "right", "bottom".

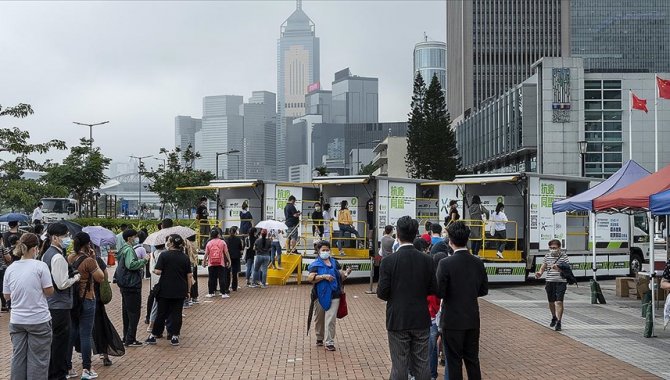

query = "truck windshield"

[{"left": 41, "top": 199, "right": 69, "bottom": 213}]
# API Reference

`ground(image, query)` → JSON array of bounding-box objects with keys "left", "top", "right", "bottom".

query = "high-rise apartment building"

[
  {"left": 446, "top": 0, "right": 570, "bottom": 119},
  {"left": 277, "top": 0, "right": 320, "bottom": 180},
  {"left": 414, "top": 37, "right": 446, "bottom": 98}
]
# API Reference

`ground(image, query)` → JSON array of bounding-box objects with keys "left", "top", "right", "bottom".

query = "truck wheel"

[{"left": 630, "top": 251, "right": 644, "bottom": 276}]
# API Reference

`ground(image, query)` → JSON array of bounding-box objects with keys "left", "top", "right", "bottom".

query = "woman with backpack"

[
  {"left": 203, "top": 228, "right": 230, "bottom": 298},
  {"left": 66, "top": 232, "right": 104, "bottom": 380}
]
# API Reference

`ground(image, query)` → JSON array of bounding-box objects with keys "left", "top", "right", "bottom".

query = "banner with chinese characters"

[
  {"left": 529, "top": 177, "right": 566, "bottom": 248},
  {"left": 388, "top": 181, "right": 416, "bottom": 226},
  {"left": 223, "top": 198, "right": 249, "bottom": 229}
]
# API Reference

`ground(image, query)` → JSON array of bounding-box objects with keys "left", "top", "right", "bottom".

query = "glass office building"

[
  {"left": 414, "top": 40, "right": 446, "bottom": 98},
  {"left": 571, "top": 1, "right": 670, "bottom": 73}
]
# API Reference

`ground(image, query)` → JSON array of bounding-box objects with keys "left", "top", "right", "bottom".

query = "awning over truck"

[
  {"left": 423, "top": 175, "right": 519, "bottom": 186},
  {"left": 552, "top": 160, "right": 650, "bottom": 213},
  {"left": 594, "top": 163, "right": 670, "bottom": 213},
  {"left": 176, "top": 181, "right": 260, "bottom": 191},
  {"left": 312, "top": 177, "right": 371, "bottom": 185},
  {"left": 650, "top": 189, "right": 670, "bottom": 215}
]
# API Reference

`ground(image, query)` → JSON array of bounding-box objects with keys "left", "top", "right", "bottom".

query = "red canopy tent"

[{"left": 594, "top": 163, "right": 670, "bottom": 213}]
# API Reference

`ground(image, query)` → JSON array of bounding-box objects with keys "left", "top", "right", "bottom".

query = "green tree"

[
  {"left": 314, "top": 166, "right": 328, "bottom": 177},
  {"left": 142, "top": 146, "right": 214, "bottom": 218},
  {"left": 0, "top": 104, "right": 68, "bottom": 212},
  {"left": 359, "top": 161, "right": 378, "bottom": 175},
  {"left": 405, "top": 72, "right": 428, "bottom": 178},
  {"left": 45, "top": 138, "right": 111, "bottom": 216},
  {"left": 405, "top": 73, "right": 461, "bottom": 180}
]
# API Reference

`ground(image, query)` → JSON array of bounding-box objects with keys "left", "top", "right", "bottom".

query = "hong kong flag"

[
  {"left": 657, "top": 76, "right": 670, "bottom": 99},
  {"left": 632, "top": 93, "right": 648, "bottom": 113}
]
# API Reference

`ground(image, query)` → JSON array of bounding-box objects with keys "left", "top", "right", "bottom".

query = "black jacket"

[
  {"left": 377, "top": 245, "right": 437, "bottom": 331},
  {"left": 437, "top": 248, "right": 488, "bottom": 330}
]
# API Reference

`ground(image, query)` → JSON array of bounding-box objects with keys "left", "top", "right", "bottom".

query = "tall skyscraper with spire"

[{"left": 277, "top": 0, "right": 320, "bottom": 180}]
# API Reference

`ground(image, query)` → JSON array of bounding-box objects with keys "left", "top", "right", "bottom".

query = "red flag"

[
  {"left": 632, "top": 93, "right": 648, "bottom": 113},
  {"left": 657, "top": 76, "right": 670, "bottom": 99}
]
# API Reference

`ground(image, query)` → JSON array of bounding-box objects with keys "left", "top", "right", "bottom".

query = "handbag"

[
  {"left": 337, "top": 291, "right": 348, "bottom": 319},
  {"left": 100, "top": 272, "right": 113, "bottom": 304}
]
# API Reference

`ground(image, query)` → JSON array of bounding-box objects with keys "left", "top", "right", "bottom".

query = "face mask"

[
  {"left": 134, "top": 238, "right": 140, "bottom": 245},
  {"left": 61, "top": 237, "right": 71, "bottom": 250},
  {"left": 549, "top": 248, "right": 559, "bottom": 256},
  {"left": 315, "top": 207, "right": 321, "bottom": 211},
  {"left": 319, "top": 251, "right": 331, "bottom": 259}
]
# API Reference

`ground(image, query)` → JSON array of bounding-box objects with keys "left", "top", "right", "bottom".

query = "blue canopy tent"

[
  {"left": 650, "top": 189, "right": 670, "bottom": 216},
  {"left": 552, "top": 160, "right": 650, "bottom": 285}
]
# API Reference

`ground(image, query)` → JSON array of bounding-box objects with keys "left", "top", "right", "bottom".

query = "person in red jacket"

[{"left": 429, "top": 251, "right": 447, "bottom": 380}]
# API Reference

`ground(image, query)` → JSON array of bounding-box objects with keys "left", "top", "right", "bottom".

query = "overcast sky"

[{"left": 0, "top": 0, "right": 446, "bottom": 168}]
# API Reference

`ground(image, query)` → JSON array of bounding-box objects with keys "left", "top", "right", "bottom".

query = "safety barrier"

[{"left": 461, "top": 218, "right": 521, "bottom": 262}]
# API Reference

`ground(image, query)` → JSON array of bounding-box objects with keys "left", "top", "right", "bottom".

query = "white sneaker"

[
  {"left": 205, "top": 294, "right": 215, "bottom": 298},
  {"left": 222, "top": 293, "right": 230, "bottom": 299},
  {"left": 82, "top": 369, "right": 98, "bottom": 379},
  {"left": 66, "top": 369, "right": 77, "bottom": 379},
  {"left": 496, "top": 251, "right": 504, "bottom": 259}
]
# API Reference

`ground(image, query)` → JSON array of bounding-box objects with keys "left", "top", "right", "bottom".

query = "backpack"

[
  {"left": 208, "top": 239, "right": 225, "bottom": 266},
  {"left": 113, "top": 247, "right": 142, "bottom": 289},
  {"left": 557, "top": 261, "right": 578, "bottom": 286},
  {"left": 71, "top": 255, "right": 92, "bottom": 321}
]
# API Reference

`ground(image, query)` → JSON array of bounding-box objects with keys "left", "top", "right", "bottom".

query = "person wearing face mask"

[
  {"left": 436, "top": 221, "right": 488, "bottom": 380},
  {"left": 4, "top": 233, "right": 54, "bottom": 380},
  {"left": 535, "top": 239, "right": 569, "bottom": 332},
  {"left": 311, "top": 202, "right": 325, "bottom": 240},
  {"left": 40, "top": 222, "right": 81, "bottom": 380},
  {"left": 490, "top": 202, "right": 508, "bottom": 259},
  {"left": 113, "top": 229, "right": 147, "bottom": 348},
  {"left": 307, "top": 241, "right": 352, "bottom": 352}
]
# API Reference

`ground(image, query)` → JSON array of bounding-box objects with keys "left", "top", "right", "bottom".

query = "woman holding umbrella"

[{"left": 307, "top": 241, "right": 352, "bottom": 352}]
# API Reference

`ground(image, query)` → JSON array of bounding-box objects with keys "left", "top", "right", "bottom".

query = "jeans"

[
  {"left": 48, "top": 308, "right": 71, "bottom": 380},
  {"left": 207, "top": 266, "right": 226, "bottom": 294},
  {"left": 429, "top": 322, "right": 439, "bottom": 379},
  {"left": 10, "top": 320, "right": 52, "bottom": 380},
  {"left": 253, "top": 255, "right": 270, "bottom": 285},
  {"left": 145, "top": 289, "right": 155, "bottom": 323},
  {"left": 67, "top": 299, "right": 96, "bottom": 371},
  {"left": 494, "top": 230, "right": 506, "bottom": 253},
  {"left": 120, "top": 288, "right": 142, "bottom": 344},
  {"left": 245, "top": 257, "right": 255, "bottom": 284},
  {"left": 470, "top": 240, "right": 482, "bottom": 256},
  {"left": 152, "top": 297, "right": 184, "bottom": 337},
  {"left": 270, "top": 241, "right": 282, "bottom": 266},
  {"left": 337, "top": 224, "right": 360, "bottom": 251}
]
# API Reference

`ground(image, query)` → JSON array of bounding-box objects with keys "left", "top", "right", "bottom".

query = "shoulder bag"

[{"left": 336, "top": 268, "right": 348, "bottom": 319}]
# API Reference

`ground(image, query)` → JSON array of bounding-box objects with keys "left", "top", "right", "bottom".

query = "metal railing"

[{"left": 461, "top": 218, "right": 519, "bottom": 254}]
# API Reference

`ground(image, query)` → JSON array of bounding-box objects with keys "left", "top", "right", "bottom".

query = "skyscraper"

[
  {"left": 446, "top": 0, "right": 570, "bottom": 119},
  {"left": 277, "top": 0, "right": 320, "bottom": 180},
  {"left": 242, "top": 91, "right": 277, "bottom": 180},
  {"left": 198, "top": 95, "right": 243, "bottom": 179},
  {"left": 331, "top": 68, "right": 379, "bottom": 124},
  {"left": 414, "top": 36, "right": 446, "bottom": 99},
  {"left": 570, "top": 1, "right": 670, "bottom": 73},
  {"left": 446, "top": 1, "right": 670, "bottom": 120},
  {"left": 174, "top": 116, "right": 201, "bottom": 153}
]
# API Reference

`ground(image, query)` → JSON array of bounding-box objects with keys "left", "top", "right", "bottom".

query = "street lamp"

[
  {"left": 215, "top": 149, "right": 241, "bottom": 179},
  {"left": 153, "top": 157, "right": 166, "bottom": 169},
  {"left": 356, "top": 140, "right": 381, "bottom": 175},
  {"left": 130, "top": 154, "right": 152, "bottom": 219},
  {"left": 578, "top": 140, "right": 588, "bottom": 177},
  {"left": 73, "top": 121, "right": 109, "bottom": 146}
]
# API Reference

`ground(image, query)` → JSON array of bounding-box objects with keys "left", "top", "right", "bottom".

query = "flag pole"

[
  {"left": 629, "top": 89, "right": 633, "bottom": 160},
  {"left": 655, "top": 74, "right": 659, "bottom": 172}
]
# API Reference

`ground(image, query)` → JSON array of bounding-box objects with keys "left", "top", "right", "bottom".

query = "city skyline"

[{"left": 0, "top": 1, "right": 446, "bottom": 167}]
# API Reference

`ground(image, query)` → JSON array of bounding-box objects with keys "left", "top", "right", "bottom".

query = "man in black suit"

[
  {"left": 437, "top": 221, "right": 488, "bottom": 380},
  {"left": 377, "top": 216, "right": 437, "bottom": 380}
]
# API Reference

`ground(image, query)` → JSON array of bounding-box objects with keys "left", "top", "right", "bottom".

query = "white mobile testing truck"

[
  {"left": 429, "top": 172, "right": 664, "bottom": 282},
  {"left": 40, "top": 197, "right": 79, "bottom": 222}
]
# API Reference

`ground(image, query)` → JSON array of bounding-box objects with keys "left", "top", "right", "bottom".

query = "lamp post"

[
  {"left": 130, "top": 155, "right": 152, "bottom": 219},
  {"left": 578, "top": 140, "right": 588, "bottom": 177},
  {"left": 153, "top": 157, "right": 166, "bottom": 169},
  {"left": 73, "top": 121, "right": 109, "bottom": 146},
  {"left": 215, "top": 149, "right": 241, "bottom": 179},
  {"left": 356, "top": 140, "right": 381, "bottom": 175}
]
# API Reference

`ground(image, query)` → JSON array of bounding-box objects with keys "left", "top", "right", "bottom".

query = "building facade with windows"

[
  {"left": 456, "top": 57, "right": 670, "bottom": 178},
  {"left": 414, "top": 39, "right": 446, "bottom": 98}
]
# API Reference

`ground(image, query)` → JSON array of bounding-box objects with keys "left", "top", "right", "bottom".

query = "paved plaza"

[{"left": 0, "top": 274, "right": 666, "bottom": 379}]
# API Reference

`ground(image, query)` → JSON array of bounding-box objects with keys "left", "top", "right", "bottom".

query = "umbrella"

[
  {"left": 144, "top": 226, "right": 196, "bottom": 246},
  {"left": 0, "top": 213, "right": 30, "bottom": 223},
  {"left": 306, "top": 296, "right": 316, "bottom": 337},
  {"left": 255, "top": 220, "right": 288, "bottom": 231},
  {"left": 47, "top": 220, "right": 82, "bottom": 236},
  {"left": 82, "top": 226, "right": 117, "bottom": 247}
]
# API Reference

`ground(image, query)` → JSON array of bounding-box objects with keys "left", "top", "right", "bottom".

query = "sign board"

[
  {"left": 330, "top": 197, "right": 358, "bottom": 230},
  {"left": 377, "top": 180, "right": 389, "bottom": 241},
  {"left": 529, "top": 178, "right": 566, "bottom": 247},
  {"left": 307, "top": 82, "right": 321, "bottom": 93},
  {"left": 388, "top": 181, "right": 416, "bottom": 226},
  {"left": 417, "top": 198, "right": 439, "bottom": 226},
  {"left": 264, "top": 184, "right": 276, "bottom": 220},
  {"left": 438, "top": 184, "right": 461, "bottom": 223},
  {"left": 593, "top": 214, "right": 629, "bottom": 244},
  {"left": 222, "top": 199, "right": 249, "bottom": 229}
]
